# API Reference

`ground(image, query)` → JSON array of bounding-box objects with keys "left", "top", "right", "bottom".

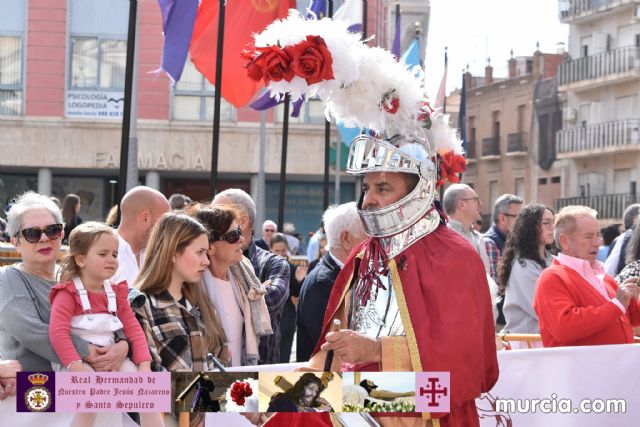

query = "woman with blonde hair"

[
  {"left": 134, "top": 213, "right": 229, "bottom": 371},
  {"left": 195, "top": 207, "right": 272, "bottom": 367}
]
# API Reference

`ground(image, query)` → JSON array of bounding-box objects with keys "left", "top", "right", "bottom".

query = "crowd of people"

[
  {"left": 440, "top": 185, "right": 640, "bottom": 345},
  {"left": 1, "top": 182, "right": 639, "bottom": 423}
]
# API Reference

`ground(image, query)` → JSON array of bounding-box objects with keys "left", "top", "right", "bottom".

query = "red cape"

[{"left": 312, "top": 224, "right": 499, "bottom": 419}]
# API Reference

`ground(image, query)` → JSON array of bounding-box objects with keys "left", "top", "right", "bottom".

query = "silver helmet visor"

[{"left": 346, "top": 135, "right": 422, "bottom": 176}]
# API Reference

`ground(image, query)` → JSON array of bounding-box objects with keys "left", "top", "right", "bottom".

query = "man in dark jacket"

[
  {"left": 483, "top": 194, "right": 523, "bottom": 325},
  {"left": 296, "top": 202, "right": 366, "bottom": 362}
]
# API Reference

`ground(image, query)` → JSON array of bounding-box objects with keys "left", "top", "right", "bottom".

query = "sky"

[{"left": 424, "top": 0, "right": 570, "bottom": 97}]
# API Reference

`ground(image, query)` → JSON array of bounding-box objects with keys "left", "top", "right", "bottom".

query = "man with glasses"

[
  {"left": 483, "top": 194, "right": 524, "bottom": 326},
  {"left": 534, "top": 206, "right": 640, "bottom": 347},
  {"left": 255, "top": 220, "right": 277, "bottom": 251},
  {"left": 443, "top": 183, "right": 491, "bottom": 274}
]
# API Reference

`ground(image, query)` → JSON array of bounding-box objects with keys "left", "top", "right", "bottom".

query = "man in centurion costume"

[{"left": 244, "top": 11, "right": 498, "bottom": 427}]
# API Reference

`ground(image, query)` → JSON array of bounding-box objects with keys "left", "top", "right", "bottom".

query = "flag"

[
  {"left": 458, "top": 72, "right": 467, "bottom": 154},
  {"left": 400, "top": 38, "right": 421, "bottom": 68},
  {"left": 476, "top": 344, "right": 640, "bottom": 426},
  {"left": 392, "top": 6, "right": 401, "bottom": 59},
  {"left": 309, "top": 0, "right": 327, "bottom": 19},
  {"left": 337, "top": 122, "right": 361, "bottom": 147},
  {"left": 157, "top": 0, "right": 199, "bottom": 83},
  {"left": 436, "top": 49, "right": 448, "bottom": 112},
  {"left": 333, "top": 0, "right": 363, "bottom": 34},
  {"left": 189, "top": 0, "right": 295, "bottom": 108}
]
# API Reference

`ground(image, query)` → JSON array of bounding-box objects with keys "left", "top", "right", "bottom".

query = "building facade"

[
  {"left": 556, "top": 0, "right": 640, "bottom": 221},
  {"left": 0, "top": 0, "right": 428, "bottom": 236},
  {"left": 451, "top": 50, "right": 565, "bottom": 224}
]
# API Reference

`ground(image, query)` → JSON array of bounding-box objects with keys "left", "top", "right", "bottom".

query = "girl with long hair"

[
  {"left": 196, "top": 207, "right": 271, "bottom": 367},
  {"left": 498, "top": 204, "right": 555, "bottom": 335},
  {"left": 62, "top": 194, "right": 83, "bottom": 244},
  {"left": 134, "top": 213, "right": 229, "bottom": 371}
]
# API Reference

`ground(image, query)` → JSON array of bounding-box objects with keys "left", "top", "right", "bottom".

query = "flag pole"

[
  {"left": 354, "top": 0, "right": 368, "bottom": 202},
  {"left": 116, "top": 0, "right": 138, "bottom": 223},
  {"left": 362, "top": 0, "right": 367, "bottom": 41},
  {"left": 209, "top": 0, "right": 226, "bottom": 199},
  {"left": 277, "top": 94, "right": 291, "bottom": 231},
  {"left": 442, "top": 47, "right": 448, "bottom": 114},
  {"left": 323, "top": 0, "right": 334, "bottom": 211}
]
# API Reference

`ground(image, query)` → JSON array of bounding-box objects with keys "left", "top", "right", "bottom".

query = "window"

[
  {"left": 489, "top": 180, "right": 499, "bottom": 209},
  {"left": 70, "top": 37, "right": 126, "bottom": 89},
  {"left": 0, "top": 0, "right": 25, "bottom": 116},
  {"left": 492, "top": 111, "right": 500, "bottom": 138},
  {"left": 517, "top": 105, "right": 526, "bottom": 133},
  {"left": 468, "top": 116, "right": 476, "bottom": 142},
  {"left": 515, "top": 178, "right": 525, "bottom": 199},
  {"left": 551, "top": 176, "right": 561, "bottom": 184},
  {"left": 0, "top": 36, "right": 23, "bottom": 115},
  {"left": 67, "top": 0, "right": 128, "bottom": 118},
  {"left": 525, "top": 59, "right": 533, "bottom": 74},
  {"left": 275, "top": 97, "right": 326, "bottom": 124},
  {"left": 172, "top": 57, "right": 235, "bottom": 122},
  {"left": 538, "top": 178, "right": 548, "bottom": 185}
]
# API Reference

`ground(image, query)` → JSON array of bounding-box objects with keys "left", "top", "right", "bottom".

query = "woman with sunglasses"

[
  {"left": 196, "top": 207, "right": 272, "bottom": 367},
  {"left": 498, "top": 204, "right": 555, "bottom": 338},
  {"left": 0, "top": 192, "right": 129, "bottom": 373},
  {"left": 133, "top": 213, "right": 228, "bottom": 371}
]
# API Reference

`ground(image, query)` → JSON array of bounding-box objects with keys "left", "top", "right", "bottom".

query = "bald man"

[{"left": 113, "top": 186, "right": 170, "bottom": 286}]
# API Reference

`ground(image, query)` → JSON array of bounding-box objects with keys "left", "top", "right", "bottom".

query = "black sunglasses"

[
  {"left": 211, "top": 226, "right": 242, "bottom": 244},
  {"left": 18, "top": 223, "right": 63, "bottom": 243}
]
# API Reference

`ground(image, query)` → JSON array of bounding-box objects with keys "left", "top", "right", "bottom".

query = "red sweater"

[
  {"left": 49, "top": 280, "right": 151, "bottom": 367},
  {"left": 533, "top": 259, "right": 640, "bottom": 347}
]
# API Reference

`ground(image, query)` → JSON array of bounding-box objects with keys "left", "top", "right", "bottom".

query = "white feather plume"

[{"left": 250, "top": 10, "right": 460, "bottom": 160}]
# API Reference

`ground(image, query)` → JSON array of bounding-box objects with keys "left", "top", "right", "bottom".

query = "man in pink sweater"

[{"left": 534, "top": 206, "right": 640, "bottom": 347}]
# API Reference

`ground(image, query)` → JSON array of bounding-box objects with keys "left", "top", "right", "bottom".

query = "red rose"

[
  {"left": 258, "top": 46, "right": 294, "bottom": 83},
  {"left": 383, "top": 97, "right": 400, "bottom": 114},
  {"left": 286, "top": 35, "right": 334, "bottom": 85},
  {"left": 243, "top": 46, "right": 294, "bottom": 85},
  {"left": 242, "top": 49, "right": 264, "bottom": 83},
  {"left": 437, "top": 151, "right": 467, "bottom": 188},
  {"left": 230, "top": 381, "right": 253, "bottom": 406}
]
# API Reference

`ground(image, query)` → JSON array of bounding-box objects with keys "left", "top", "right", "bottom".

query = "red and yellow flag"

[{"left": 190, "top": 0, "right": 295, "bottom": 108}]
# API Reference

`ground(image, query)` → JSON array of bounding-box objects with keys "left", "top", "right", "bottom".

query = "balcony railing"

[
  {"left": 558, "top": 46, "right": 640, "bottom": 87},
  {"left": 507, "top": 132, "right": 528, "bottom": 153},
  {"left": 559, "top": 0, "right": 634, "bottom": 22},
  {"left": 557, "top": 119, "right": 640, "bottom": 154},
  {"left": 482, "top": 136, "right": 500, "bottom": 157},
  {"left": 466, "top": 140, "right": 476, "bottom": 159},
  {"left": 556, "top": 193, "right": 640, "bottom": 220}
]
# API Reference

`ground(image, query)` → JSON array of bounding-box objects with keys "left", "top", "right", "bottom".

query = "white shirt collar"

[{"left": 328, "top": 251, "right": 344, "bottom": 269}]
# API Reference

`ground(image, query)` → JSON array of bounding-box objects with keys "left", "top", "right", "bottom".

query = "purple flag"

[
  {"left": 249, "top": 91, "right": 305, "bottom": 118},
  {"left": 392, "top": 8, "right": 401, "bottom": 59},
  {"left": 158, "top": 0, "right": 198, "bottom": 83}
]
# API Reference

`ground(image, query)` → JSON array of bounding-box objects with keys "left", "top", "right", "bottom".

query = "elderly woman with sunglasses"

[
  {"left": 195, "top": 207, "right": 272, "bottom": 367},
  {"left": 0, "top": 192, "right": 129, "bottom": 373}
]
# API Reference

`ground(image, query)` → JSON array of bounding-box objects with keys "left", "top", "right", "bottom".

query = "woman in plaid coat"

[{"left": 134, "top": 213, "right": 229, "bottom": 371}]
